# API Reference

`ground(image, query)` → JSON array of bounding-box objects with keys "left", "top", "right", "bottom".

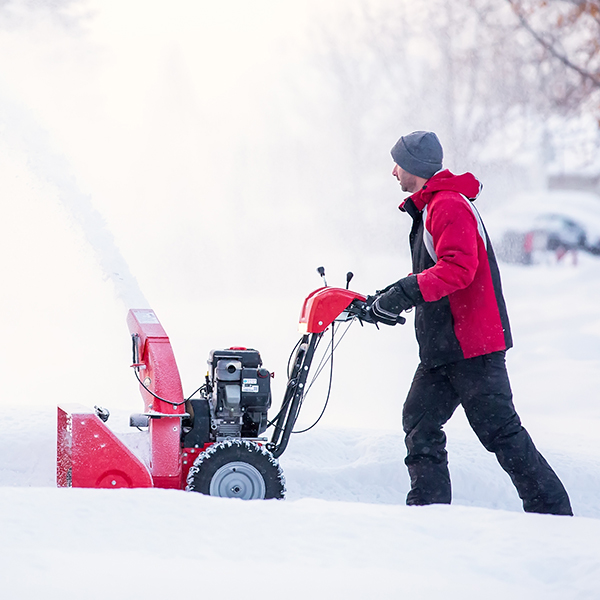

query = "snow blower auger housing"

[{"left": 57, "top": 280, "right": 366, "bottom": 499}]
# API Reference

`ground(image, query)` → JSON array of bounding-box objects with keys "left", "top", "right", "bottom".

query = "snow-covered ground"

[
  {"left": 1, "top": 2, "right": 600, "bottom": 598},
  {"left": 2, "top": 256, "right": 600, "bottom": 599}
]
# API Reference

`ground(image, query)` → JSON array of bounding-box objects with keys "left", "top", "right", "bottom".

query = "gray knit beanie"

[{"left": 390, "top": 131, "right": 443, "bottom": 179}]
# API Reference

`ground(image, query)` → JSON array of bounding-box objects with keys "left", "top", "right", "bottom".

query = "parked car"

[
  {"left": 489, "top": 190, "right": 600, "bottom": 266},
  {"left": 497, "top": 213, "right": 587, "bottom": 265}
]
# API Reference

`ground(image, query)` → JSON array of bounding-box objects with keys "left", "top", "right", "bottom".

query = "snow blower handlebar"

[
  {"left": 298, "top": 287, "right": 367, "bottom": 334},
  {"left": 267, "top": 286, "right": 366, "bottom": 458}
]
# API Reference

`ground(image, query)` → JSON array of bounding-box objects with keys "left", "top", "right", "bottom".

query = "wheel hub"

[{"left": 209, "top": 461, "right": 266, "bottom": 499}]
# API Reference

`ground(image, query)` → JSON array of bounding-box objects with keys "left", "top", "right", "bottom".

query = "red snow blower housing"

[{"left": 57, "top": 272, "right": 367, "bottom": 499}]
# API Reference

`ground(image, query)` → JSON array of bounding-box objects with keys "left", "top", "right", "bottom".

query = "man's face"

[{"left": 392, "top": 163, "right": 419, "bottom": 193}]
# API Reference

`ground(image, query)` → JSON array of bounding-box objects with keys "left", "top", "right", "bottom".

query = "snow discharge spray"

[{"left": 0, "top": 82, "right": 149, "bottom": 310}]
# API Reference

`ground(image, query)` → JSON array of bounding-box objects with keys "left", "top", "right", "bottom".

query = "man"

[{"left": 367, "top": 130, "right": 572, "bottom": 515}]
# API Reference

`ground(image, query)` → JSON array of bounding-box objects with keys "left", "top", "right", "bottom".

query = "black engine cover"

[{"left": 209, "top": 348, "right": 272, "bottom": 438}]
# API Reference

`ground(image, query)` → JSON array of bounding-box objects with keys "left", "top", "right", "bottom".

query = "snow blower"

[{"left": 57, "top": 269, "right": 369, "bottom": 499}]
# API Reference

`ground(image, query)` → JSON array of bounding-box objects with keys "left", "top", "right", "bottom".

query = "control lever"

[
  {"left": 317, "top": 266, "right": 328, "bottom": 287},
  {"left": 347, "top": 298, "right": 406, "bottom": 326},
  {"left": 346, "top": 272, "right": 354, "bottom": 289}
]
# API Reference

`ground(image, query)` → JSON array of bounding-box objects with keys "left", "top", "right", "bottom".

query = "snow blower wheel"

[{"left": 186, "top": 440, "right": 285, "bottom": 499}]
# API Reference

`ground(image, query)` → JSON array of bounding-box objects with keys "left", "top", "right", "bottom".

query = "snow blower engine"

[
  {"left": 183, "top": 348, "right": 272, "bottom": 445},
  {"left": 57, "top": 268, "right": 377, "bottom": 499}
]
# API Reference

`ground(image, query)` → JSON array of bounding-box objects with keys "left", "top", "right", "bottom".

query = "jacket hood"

[{"left": 399, "top": 169, "right": 482, "bottom": 212}]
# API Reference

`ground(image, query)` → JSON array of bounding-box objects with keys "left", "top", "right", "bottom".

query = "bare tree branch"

[{"left": 506, "top": 0, "right": 600, "bottom": 87}]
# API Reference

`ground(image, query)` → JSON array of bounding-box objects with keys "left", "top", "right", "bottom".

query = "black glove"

[{"left": 367, "top": 275, "right": 423, "bottom": 326}]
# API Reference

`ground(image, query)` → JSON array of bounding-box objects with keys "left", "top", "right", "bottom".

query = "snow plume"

[{"left": 0, "top": 82, "right": 149, "bottom": 310}]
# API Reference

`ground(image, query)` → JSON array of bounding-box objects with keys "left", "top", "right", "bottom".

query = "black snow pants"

[{"left": 403, "top": 351, "right": 572, "bottom": 515}]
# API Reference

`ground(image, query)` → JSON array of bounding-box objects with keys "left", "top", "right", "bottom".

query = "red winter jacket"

[{"left": 400, "top": 169, "right": 512, "bottom": 367}]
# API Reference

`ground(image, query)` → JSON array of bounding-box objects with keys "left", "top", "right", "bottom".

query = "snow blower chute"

[{"left": 57, "top": 270, "right": 367, "bottom": 499}]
